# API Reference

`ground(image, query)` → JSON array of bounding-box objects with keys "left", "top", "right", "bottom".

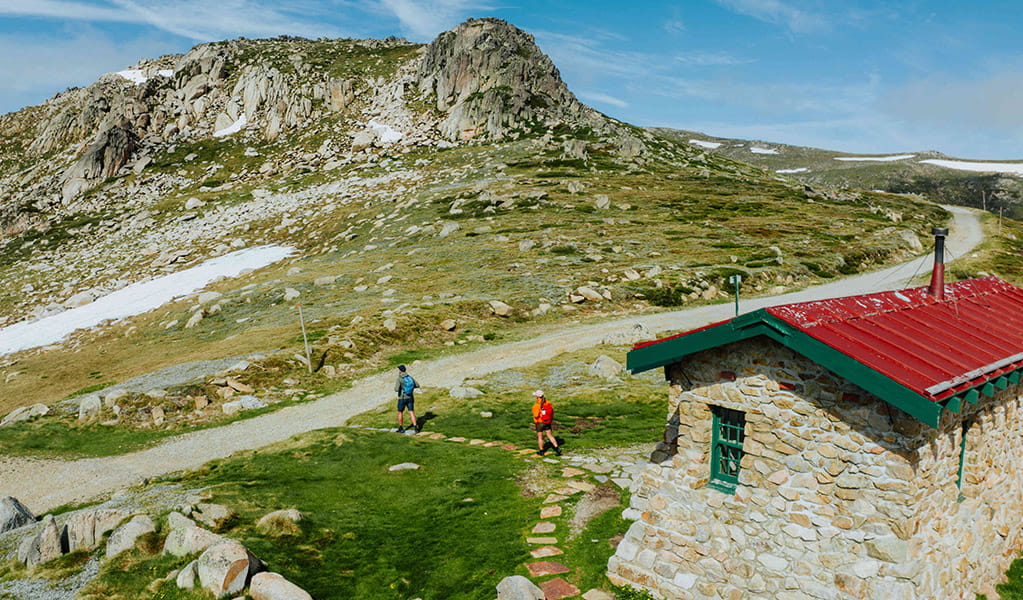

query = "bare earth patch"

[{"left": 568, "top": 484, "right": 620, "bottom": 539}]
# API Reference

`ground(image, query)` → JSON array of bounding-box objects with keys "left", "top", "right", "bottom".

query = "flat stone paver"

[
  {"left": 553, "top": 487, "right": 581, "bottom": 496},
  {"left": 529, "top": 545, "right": 563, "bottom": 558},
  {"left": 527, "top": 536, "right": 558, "bottom": 544},
  {"left": 532, "top": 522, "right": 556, "bottom": 534},
  {"left": 525, "top": 561, "right": 570, "bottom": 577},
  {"left": 429, "top": 433, "right": 446, "bottom": 440},
  {"left": 565, "top": 479, "right": 596, "bottom": 492},
  {"left": 582, "top": 463, "right": 614, "bottom": 474},
  {"left": 447, "top": 436, "right": 466, "bottom": 442},
  {"left": 561, "top": 467, "right": 586, "bottom": 477},
  {"left": 501, "top": 444, "right": 519, "bottom": 451},
  {"left": 582, "top": 589, "right": 615, "bottom": 600},
  {"left": 540, "top": 577, "right": 580, "bottom": 600},
  {"left": 469, "top": 439, "right": 486, "bottom": 445},
  {"left": 483, "top": 441, "right": 502, "bottom": 447},
  {"left": 543, "top": 494, "right": 568, "bottom": 504},
  {"left": 540, "top": 506, "right": 563, "bottom": 518}
]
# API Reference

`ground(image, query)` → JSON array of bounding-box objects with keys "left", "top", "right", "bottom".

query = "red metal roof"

[{"left": 764, "top": 276, "right": 1023, "bottom": 402}]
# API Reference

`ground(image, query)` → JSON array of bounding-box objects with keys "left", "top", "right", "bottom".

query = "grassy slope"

[
  {"left": 651, "top": 127, "right": 1023, "bottom": 215},
  {"left": 0, "top": 131, "right": 949, "bottom": 418}
]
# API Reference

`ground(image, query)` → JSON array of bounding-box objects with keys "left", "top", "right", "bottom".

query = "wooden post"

[{"left": 298, "top": 303, "right": 312, "bottom": 374}]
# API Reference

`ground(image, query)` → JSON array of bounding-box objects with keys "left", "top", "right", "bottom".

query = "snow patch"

[
  {"left": 750, "top": 147, "right": 778, "bottom": 155},
  {"left": 689, "top": 139, "right": 721, "bottom": 149},
  {"left": 919, "top": 159, "right": 1023, "bottom": 175},
  {"left": 214, "top": 114, "right": 247, "bottom": 138},
  {"left": 115, "top": 69, "right": 147, "bottom": 85},
  {"left": 0, "top": 245, "right": 293, "bottom": 357},
  {"left": 369, "top": 119, "right": 403, "bottom": 144},
  {"left": 157, "top": 69, "right": 174, "bottom": 78},
  {"left": 777, "top": 168, "right": 808, "bottom": 174},
  {"left": 834, "top": 154, "right": 915, "bottom": 162}
]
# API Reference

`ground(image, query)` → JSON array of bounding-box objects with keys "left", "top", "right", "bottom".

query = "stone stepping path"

[{"left": 345, "top": 422, "right": 650, "bottom": 599}]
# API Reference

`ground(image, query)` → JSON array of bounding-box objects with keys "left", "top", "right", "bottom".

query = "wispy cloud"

[
  {"left": 674, "top": 51, "right": 751, "bottom": 67},
  {"left": 713, "top": 0, "right": 830, "bottom": 33},
  {"left": 663, "top": 18, "right": 685, "bottom": 35},
  {"left": 577, "top": 91, "right": 628, "bottom": 108},
  {"left": 0, "top": 0, "right": 346, "bottom": 41},
  {"left": 376, "top": 0, "right": 493, "bottom": 41}
]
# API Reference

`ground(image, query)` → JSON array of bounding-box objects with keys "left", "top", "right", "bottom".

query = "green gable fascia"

[{"left": 627, "top": 309, "right": 943, "bottom": 428}]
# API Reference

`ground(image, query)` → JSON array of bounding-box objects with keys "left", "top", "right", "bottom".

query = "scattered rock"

[
  {"left": 222, "top": 396, "right": 267, "bottom": 415},
  {"left": 314, "top": 275, "right": 336, "bottom": 286},
  {"left": 198, "top": 291, "right": 222, "bottom": 304},
  {"left": 575, "top": 286, "right": 604, "bottom": 302},
  {"left": 19, "top": 514, "right": 62, "bottom": 566},
  {"left": 449, "top": 386, "right": 483, "bottom": 399},
  {"left": 588, "top": 355, "right": 624, "bottom": 380},
  {"left": 163, "top": 512, "right": 225, "bottom": 557},
  {"left": 518, "top": 239, "right": 535, "bottom": 252},
  {"left": 249, "top": 572, "right": 313, "bottom": 600},
  {"left": 593, "top": 195, "right": 610, "bottom": 210},
  {"left": 489, "top": 300, "right": 513, "bottom": 317},
  {"left": 78, "top": 395, "right": 103, "bottom": 420},
  {"left": 283, "top": 288, "right": 300, "bottom": 301},
  {"left": 177, "top": 559, "right": 199, "bottom": 589},
  {"left": 601, "top": 322, "right": 651, "bottom": 346},
  {"left": 185, "top": 197, "right": 206, "bottom": 210},
  {"left": 106, "top": 514, "right": 156, "bottom": 558},
  {"left": 383, "top": 318, "right": 397, "bottom": 331},
  {"left": 0, "top": 497, "right": 36, "bottom": 534},
  {"left": 480, "top": 411, "right": 493, "bottom": 418},
  {"left": 193, "top": 503, "right": 235, "bottom": 530},
  {"left": 496, "top": 575, "right": 545, "bottom": 600},
  {"left": 152, "top": 406, "right": 166, "bottom": 426},
  {"left": 185, "top": 310, "right": 205, "bottom": 328},
  {"left": 195, "top": 540, "right": 265, "bottom": 598},
  {"left": 440, "top": 319, "right": 457, "bottom": 331},
  {"left": 388, "top": 463, "right": 421, "bottom": 472},
  {"left": 1, "top": 403, "right": 50, "bottom": 427},
  {"left": 438, "top": 222, "right": 460, "bottom": 238},
  {"left": 256, "top": 509, "right": 303, "bottom": 533}
]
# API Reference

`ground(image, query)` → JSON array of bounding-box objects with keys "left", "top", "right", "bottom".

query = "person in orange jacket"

[{"left": 531, "top": 390, "right": 561, "bottom": 456}]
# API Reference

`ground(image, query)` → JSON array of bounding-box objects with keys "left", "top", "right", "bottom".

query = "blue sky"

[{"left": 0, "top": 0, "right": 1019, "bottom": 159}]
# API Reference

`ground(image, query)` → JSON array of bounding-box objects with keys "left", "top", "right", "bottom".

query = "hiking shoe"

[
  {"left": 414, "top": 424, "right": 422, "bottom": 433},
  {"left": 554, "top": 447, "right": 562, "bottom": 456},
  {"left": 396, "top": 426, "right": 406, "bottom": 433},
  {"left": 537, "top": 449, "right": 546, "bottom": 456}
]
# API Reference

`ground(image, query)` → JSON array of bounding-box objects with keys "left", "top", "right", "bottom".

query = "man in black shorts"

[{"left": 395, "top": 365, "right": 420, "bottom": 433}]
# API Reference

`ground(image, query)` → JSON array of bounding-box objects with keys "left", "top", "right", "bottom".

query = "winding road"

[{"left": 0, "top": 206, "right": 984, "bottom": 513}]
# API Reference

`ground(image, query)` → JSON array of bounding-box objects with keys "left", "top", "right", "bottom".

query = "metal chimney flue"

[{"left": 928, "top": 227, "right": 949, "bottom": 300}]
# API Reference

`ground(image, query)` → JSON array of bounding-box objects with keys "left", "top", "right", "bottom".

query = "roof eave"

[{"left": 627, "top": 310, "right": 943, "bottom": 428}]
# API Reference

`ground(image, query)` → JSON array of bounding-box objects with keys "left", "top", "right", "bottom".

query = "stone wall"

[{"left": 607, "top": 337, "right": 1023, "bottom": 599}]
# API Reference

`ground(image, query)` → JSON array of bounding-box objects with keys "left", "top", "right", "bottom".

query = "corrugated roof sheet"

[
  {"left": 764, "top": 276, "right": 1023, "bottom": 402},
  {"left": 635, "top": 276, "right": 1023, "bottom": 405}
]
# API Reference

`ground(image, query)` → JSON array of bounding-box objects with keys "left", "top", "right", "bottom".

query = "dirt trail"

[{"left": 0, "top": 207, "right": 983, "bottom": 513}]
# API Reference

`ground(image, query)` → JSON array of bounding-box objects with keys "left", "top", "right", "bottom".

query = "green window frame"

[{"left": 709, "top": 406, "right": 746, "bottom": 493}]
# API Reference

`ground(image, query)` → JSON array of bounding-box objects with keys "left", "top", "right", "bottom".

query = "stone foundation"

[{"left": 608, "top": 338, "right": 1023, "bottom": 599}]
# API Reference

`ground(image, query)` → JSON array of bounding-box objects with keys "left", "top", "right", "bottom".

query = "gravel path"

[{"left": 0, "top": 207, "right": 983, "bottom": 513}]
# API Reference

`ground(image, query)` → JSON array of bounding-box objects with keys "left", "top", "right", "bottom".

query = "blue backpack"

[{"left": 401, "top": 374, "right": 416, "bottom": 396}]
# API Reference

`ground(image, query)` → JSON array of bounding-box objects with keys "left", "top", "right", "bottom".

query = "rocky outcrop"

[
  {"left": 105, "top": 514, "right": 156, "bottom": 558},
  {"left": 195, "top": 540, "right": 266, "bottom": 598},
  {"left": 0, "top": 497, "right": 36, "bottom": 533},
  {"left": 249, "top": 572, "right": 313, "bottom": 600},
  {"left": 17, "top": 514, "right": 62, "bottom": 566},
  {"left": 61, "top": 118, "right": 138, "bottom": 202},
  {"left": 163, "top": 512, "right": 225, "bottom": 557},
  {"left": 417, "top": 18, "right": 585, "bottom": 141}
]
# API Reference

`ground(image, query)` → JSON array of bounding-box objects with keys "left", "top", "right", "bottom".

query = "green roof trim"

[{"left": 627, "top": 309, "right": 944, "bottom": 428}]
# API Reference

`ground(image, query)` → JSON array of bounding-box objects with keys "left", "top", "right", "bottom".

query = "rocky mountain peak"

[{"left": 417, "top": 18, "right": 586, "bottom": 140}]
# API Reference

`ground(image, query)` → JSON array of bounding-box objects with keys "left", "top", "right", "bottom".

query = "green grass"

[
  {"left": 103, "top": 429, "right": 542, "bottom": 600},
  {"left": 350, "top": 351, "right": 667, "bottom": 451},
  {"left": 992, "top": 558, "right": 1023, "bottom": 599},
  {"left": 559, "top": 486, "right": 633, "bottom": 592}
]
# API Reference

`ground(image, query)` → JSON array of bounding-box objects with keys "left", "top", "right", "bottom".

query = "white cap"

[{"left": 533, "top": 389, "right": 544, "bottom": 397}]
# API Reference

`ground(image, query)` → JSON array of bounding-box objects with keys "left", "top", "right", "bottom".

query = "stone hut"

[{"left": 608, "top": 275, "right": 1023, "bottom": 599}]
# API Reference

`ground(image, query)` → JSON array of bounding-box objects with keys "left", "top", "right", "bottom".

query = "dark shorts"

[
  {"left": 397, "top": 396, "right": 414, "bottom": 412},
  {"left": 535, "top": 422, "right": 552, "bottom": 432}
]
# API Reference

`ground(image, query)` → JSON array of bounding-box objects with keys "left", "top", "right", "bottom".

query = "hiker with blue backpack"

[{"left": 394, "top": 365, "right": 421, "bottom": 433}]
